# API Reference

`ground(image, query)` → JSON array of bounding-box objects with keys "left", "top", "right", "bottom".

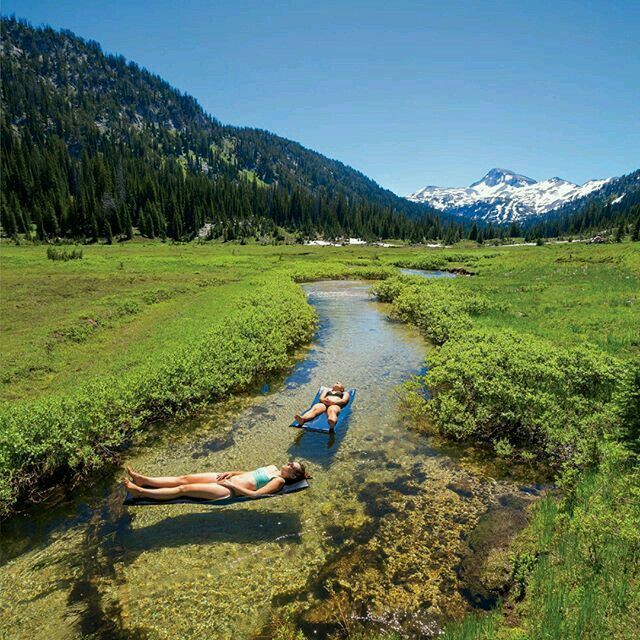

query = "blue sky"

[{"left": 3, "top": 0, "right": 639, "bottom": 194}]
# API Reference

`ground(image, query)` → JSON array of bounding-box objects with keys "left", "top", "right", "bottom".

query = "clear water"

[
  {"left": 399, "top": 268, "right": 457, "bottom": 279},
  {"left": 0, "top": 280, "right": 537, "bottom": 639}
]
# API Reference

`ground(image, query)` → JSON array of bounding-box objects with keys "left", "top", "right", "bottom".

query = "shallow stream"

[{"left": 0, "top": 279, "right": 542, "bottom": 639}]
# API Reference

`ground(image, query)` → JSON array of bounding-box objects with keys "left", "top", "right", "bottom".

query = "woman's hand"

[
  {"left": 219, "top": 480, "right": 258, "bottom": 497},
  {"left": 216, "top": 472, "right": 232, "bottom": 482}
]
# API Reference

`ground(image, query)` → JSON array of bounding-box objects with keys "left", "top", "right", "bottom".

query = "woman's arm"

[
  {"left": 216, "top": 470, "right": 244, "bottom": 481},
  {"left": 219, "top": 477, "right": 285, "bottom": 497},
  {"left": 325, "top": 392, "right": 350, "bottom": 407}
]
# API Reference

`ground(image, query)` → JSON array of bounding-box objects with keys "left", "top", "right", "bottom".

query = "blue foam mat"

[
  {"left": 290, "top": 388, "right": 356, "bottom": 433},
  {"left": 123, "top": 479, "right": 309, "bottom": 506}
]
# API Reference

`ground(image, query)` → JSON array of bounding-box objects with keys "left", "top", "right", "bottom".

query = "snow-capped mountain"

[{"left": 407, "top": 168, "right": 612, "bottom": 223}]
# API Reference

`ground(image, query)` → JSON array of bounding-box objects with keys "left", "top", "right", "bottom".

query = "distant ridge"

[{"left": 407, "top": 168, "right": 616, "bottom": 223}]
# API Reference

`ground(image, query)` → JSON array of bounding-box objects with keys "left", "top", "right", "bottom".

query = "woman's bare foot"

[
  {"left": 294, "top": 414, "right": 305, "bottom": 425},
  {"left": 124, "top": 479, "right": 143, "bottom": 497},
  {"left": 127, "top": 467, "right": 147, "bottom": 486}
]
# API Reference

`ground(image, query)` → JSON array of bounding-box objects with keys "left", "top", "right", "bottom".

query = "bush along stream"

[
  {"left": 0, "top": 275, "right": 316, "bottom": 516},
  {"left": 371, "top": 272, "right": 640, "bottom": 640}
]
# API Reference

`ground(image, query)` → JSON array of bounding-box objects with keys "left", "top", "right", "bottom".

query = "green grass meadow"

[
  {"left": 3, "top": 242, "right": 638, "bottom": 404},
  {"left": 1, "top": 239, "right": 639, "bottom": 639}
]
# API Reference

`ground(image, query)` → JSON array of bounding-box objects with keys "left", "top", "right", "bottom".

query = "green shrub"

[
  {"left": 373, "top": 276, "right": 493, "bottom": 344},
  {"left": 611, "top": 360, "right": 640, "bottom": 451},
  {"left": 288, "top": 262, "right": 394, "bottom": 282},
  {"left": 371, "top": 275, "right": 410, "bottom": 302},
  {"left": 393, "top": 255, "right": 448, "bottom": 270},
  {"left": 421, "top": 329, "right": 623, "bottom": 469},
  {"left": 392, "top": 251, "right": 483, "bottom": 272},
  {"left": 46, "top": 246, "right": 83, "bottom": 261}
]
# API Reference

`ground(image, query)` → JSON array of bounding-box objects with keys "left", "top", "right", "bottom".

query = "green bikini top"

[{"left": 252, "top": 467, "right": 274, "bottom": 490}]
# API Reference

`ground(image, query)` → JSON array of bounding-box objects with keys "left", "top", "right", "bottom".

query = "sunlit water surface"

[
  {"left": 0, "top": 279, "right": 541, "bottom": 639},
  {"left": 399, "top": 268, "right": 457, "bottom": 279}
]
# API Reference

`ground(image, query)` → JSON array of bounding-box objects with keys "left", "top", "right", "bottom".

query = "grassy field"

[
  {"left": 0, "top": 242, "right": 398, "bottom": 404},
  {"left": 387, "top": 242, "right": 640, "bottom": 357},
  {"left": 3, "top": 242, "right": 638, "bottom": 404},
  {"left": 2, "top": 244, "right": 253, "bottom": 401},
  {"left": 1, "top": 239, "right": 639, "bottom": 638}
]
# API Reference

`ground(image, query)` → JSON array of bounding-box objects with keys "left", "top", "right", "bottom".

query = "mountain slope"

[
  {"left": 0, "top": 16, "right": 447, "bottom": 242},
  {"left": 524, "top": 169, "right": 640, "bottom": 238},
  {"left": 407, "top": 168, "right": 615, "bottom": 223},
  {"left": 545, "top": 169, "right": 640, "bottom": 219}
]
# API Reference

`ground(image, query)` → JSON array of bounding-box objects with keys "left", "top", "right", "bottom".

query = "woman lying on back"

[
  {"left": 294, "top": 382, "right": 350, "bottom": 430},
  {"left": 124, "top": 461, "right": 310, "bottom": 501}
]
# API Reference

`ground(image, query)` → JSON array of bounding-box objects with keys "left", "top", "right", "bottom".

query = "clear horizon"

[{"left": 3, "top": 0, "right": 639, "bottom": 195}]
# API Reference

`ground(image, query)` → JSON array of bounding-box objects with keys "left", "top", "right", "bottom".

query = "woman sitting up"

[{"left": 124, "top": 461, "right": 310, "bottom": 501}]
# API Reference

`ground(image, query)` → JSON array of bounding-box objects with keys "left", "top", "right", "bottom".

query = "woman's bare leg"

[
  {"left": 127, "top": 467, "right": 221, "bottom": 488},
  {"left": 327, "top": 405, "right": 341, "bottom": 429},
  {"left": 125, "top": 479, "right": 232, "bottom": 501},
  {"left": 295, "top": 402, "right": 327, "bottom": 425}
]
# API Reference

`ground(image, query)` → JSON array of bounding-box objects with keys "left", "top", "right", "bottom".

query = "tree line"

[
  {"left": 0, "top": 119, "right": 454, "bottom": 242},
  {"left": 523, "top": 199, "right": 640, "bottom": 242},
  {"left": 2, "top": 16, "right": 637, "bottom": 244}
]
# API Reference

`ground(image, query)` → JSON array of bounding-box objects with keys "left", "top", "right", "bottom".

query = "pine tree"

[
  {"left": 90, "top": 213, "right": 100, "bottom": 241},
  {"left": 124, "top": 210, "right": 133, "bottom": 240},
  {"left": 0, "top": 197, "right": 18, "bottom": 237},
  {"left": 486, "top": 223, "right": 495, "bottom": 240},
  {"left": 105, "top": 220, "right": 113, "bottom": 244}
]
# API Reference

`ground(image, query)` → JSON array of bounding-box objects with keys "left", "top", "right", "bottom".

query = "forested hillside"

[
  {"left": 524, "top": 169, "right": 640, "bottom": 240},
  {"left": 0, "top": 16, "right": 455, "bottom": 242}
]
